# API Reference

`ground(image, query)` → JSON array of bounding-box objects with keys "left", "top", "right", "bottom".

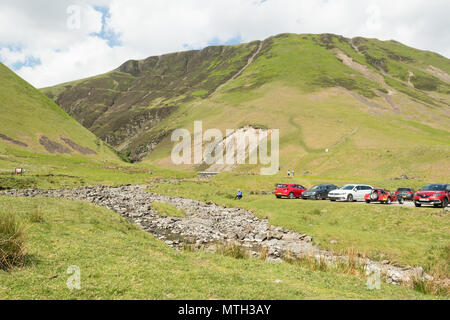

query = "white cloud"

[{"left": 0, "top": 0, "right": 448, "bottom": 88}]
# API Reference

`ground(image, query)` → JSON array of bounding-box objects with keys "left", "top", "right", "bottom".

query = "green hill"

[
  {"left": 0, "top": 63, "right": 119, "bottom": 160},
  {"left": 42, "top": 34, "right": 450, "bottom": 180}
]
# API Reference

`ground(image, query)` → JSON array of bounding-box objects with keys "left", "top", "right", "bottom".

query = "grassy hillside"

[
  {"left": 0, "top": 63, "right": 118, "bottom": 162},
  {"left": 0, "top": 196, "right": 437, "bottom": 299},
  {"left": 143, "top": 34, "right": 450, "bottom": 180},
  {"left": 42, "top": 34, "right": 450, "bottom": 180}
]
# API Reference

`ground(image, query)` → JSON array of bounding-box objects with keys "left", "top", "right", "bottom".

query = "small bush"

[
  {"left": 412, "top": 275, "right": 450, "bottom": 297},
  {"left": 411, "top": 75, "right": 439, "bottom": 91},
  {"left": 0, "top": 213, "right": 26, "bottom": 270}
]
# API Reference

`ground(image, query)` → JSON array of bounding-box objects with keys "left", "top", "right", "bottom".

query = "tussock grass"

[
  {"left": 152, "top": 201, "right": 185, "bottom": 218},
  {"left": 29, "top": 208, "right": 44, "bottom": 223},
  {"left": 0, "top": 212, "right": 26, "bottom": 270},
  {"left": 216, "top": 242, "right": 248, "bottom": 259}
]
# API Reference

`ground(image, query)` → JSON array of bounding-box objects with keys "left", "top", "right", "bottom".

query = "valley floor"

[
  {"left": 0, "top": 152, "right": 448, "bottom": 299},
  {"left": 0, "top": 196, "right": 440, "bottom": 300}
]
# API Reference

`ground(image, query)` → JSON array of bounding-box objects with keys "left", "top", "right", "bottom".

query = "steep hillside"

[
  {"left": 43, "top": 42, "right": 262, "bottom": 156},
  {"left": 0, "top": 63, "right": 117, "bottom": 161},
  {"left": 42, "top": 34, "right": 450, "bottom": 180}
]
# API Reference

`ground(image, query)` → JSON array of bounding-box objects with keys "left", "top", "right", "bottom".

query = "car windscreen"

[
  {"left": 310, "top": 185, "right": 320, "bottom": 190},
  {"left": 342, "top": 185, "right": 355, "bottom": 190},
  {"left": 420, "top": 184, "right": 446, "bottom": 191},
  {"left": 397, "top": 188, "right": 411, "bottom": 192},
  {"left": 276, "top": 184, "right": 288, "bottom": 188}
]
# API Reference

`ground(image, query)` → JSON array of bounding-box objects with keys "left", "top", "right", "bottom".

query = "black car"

[
  {"left": 395, "top": 188, "right": 415, "bottom": 201},
  {"left": 302, "top": 184, "right": 339, "bottom": 200}
]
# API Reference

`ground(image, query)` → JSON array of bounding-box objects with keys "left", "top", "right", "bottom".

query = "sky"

[{"left": 0, "top": 0, "right": 448, "bottom": 88}]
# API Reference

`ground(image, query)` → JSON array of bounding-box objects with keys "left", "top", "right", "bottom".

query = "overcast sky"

[{"left": 0, "top": 0, "right": 448, "bottom": 88}]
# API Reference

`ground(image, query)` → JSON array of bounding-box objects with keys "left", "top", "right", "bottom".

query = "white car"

[{"left": 328, "top": 184, "right": 373, "bottom": 202}]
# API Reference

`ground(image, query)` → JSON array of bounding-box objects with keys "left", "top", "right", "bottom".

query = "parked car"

[
  {"left": 328, "top": 184, "right": 373, "bottom": 202},
  {"left": 302, "top": 184, "right": 339, "bottom": 200},
  {"left": 365, "top": 188, "right": 403, "bottom": 204},
  {"left": 414, "top": 184, "right": 449, "bottom": 208},
  {"left": 395, "top": 188, "right": 415, "bottom": 201},
  {"left": 275, "top": 183, "right": 307, "bottom": 199}
]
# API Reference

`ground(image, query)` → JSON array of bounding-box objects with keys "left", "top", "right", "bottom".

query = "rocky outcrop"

[{"left": 0, "top": 185, "right": 433, "bottom": 286}]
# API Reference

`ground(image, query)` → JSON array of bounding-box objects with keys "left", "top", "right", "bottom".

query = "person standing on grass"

[
  {"left": 292, "top": 170, "right": 295, "bottom": 177},
  {"left": 287, "top": 170, "right": 291, "bottom": 177}
]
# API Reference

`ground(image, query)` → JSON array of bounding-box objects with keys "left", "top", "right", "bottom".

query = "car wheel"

[
  {"left": 365, "top": 200, "right": 370, "bottom": 204},
  {"left": 347, "top": 194, "right": 353, "bottom": 202},
  {"left": 370, "top": 192, "right": 378, "bottom": 201},
  {"left": 415, "top": 203, "right": 421, "bottom": 207},
  {"left": 330, "top": 199, "right": 336, "bottom": 202},
  {"left": 276, "top": 196, "right": 281, "bottom": 199},
  {"left": 289, "top": 193, "right": 295, "bottom": 199},
  {"left": 442, "top": 198, "right": 448, "bottom": 208}
]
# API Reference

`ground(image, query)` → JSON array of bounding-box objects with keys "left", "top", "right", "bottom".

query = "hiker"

[
  {"left": 234, "top": 189, "right": 243, "bottom": 200},
  {"left": 292, "top": 170, "right": 295, "bottom": 177},
  {"left": 287, "top": 170, "right": 291, "bottom": 177}
]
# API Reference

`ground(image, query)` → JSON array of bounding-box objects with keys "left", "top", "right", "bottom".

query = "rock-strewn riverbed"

[{"left": 0, "top": 185, "right": 432, "bottom": 286}]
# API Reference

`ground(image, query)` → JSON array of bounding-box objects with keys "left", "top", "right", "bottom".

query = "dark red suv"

[
  {"left": 275, "top": 184, "right": 307, "bottom": 199},
  {"left": 414, "top": 184, "right": 449, "bottom": 208}
]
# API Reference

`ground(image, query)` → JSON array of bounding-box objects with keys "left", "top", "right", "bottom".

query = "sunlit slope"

[
  {"left": 42, "top": 33, "right": 450, "bottom": 179},
  {"left": 0, "top": 63, "right": 116, "bottom": 161},
  {"left": 144, "top": 34, "right": 450, "bottom": 180},
  {"left": 42, "top": 42, "right": 262, "bottom": 159}
]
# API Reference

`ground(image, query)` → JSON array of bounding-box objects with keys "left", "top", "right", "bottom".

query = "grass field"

[{"left": 0, "top": 197, "right": 438, "bottom": 300}]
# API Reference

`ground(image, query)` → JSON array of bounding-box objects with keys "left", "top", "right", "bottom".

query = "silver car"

[{"left": 328, "top": 184, "right": 373, "bottom": 202}]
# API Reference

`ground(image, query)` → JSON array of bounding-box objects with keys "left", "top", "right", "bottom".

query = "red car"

[
  {"left": 275, "top": 183, "right": 307, "bottom": 199},
  {"left": 414, "top": 184, "right": 449, "bottom": 208},
  {"left": 365, "top": 188, "right": 403, "bottom": 204}
]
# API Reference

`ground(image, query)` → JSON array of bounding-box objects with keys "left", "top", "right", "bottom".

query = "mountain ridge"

[{"left": 41, "top": 33, "right": 450, "bottom": 179}]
